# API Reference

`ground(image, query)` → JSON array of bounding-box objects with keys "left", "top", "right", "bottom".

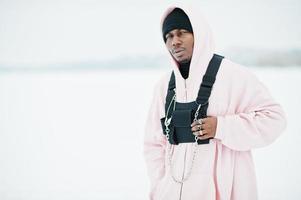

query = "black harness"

[{"left": 160, "top": 54, "right": 224, "bottom": 145}]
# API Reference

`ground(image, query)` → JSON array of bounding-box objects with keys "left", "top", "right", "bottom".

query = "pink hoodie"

[{"left": 144, "top": 4, "right": 286, "bottom": 200}]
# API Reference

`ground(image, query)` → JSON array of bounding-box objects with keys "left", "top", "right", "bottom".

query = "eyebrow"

[{"left": 165, "top": 30, "right": 178, "bottom": 37}]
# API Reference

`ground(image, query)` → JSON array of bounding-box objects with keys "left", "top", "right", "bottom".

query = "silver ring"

[
  {"left": 198, "top": 118, "right": 203, "bottom": 125},
  {"left": 198, "top": 125, "right": 202, "bottom": 131}
]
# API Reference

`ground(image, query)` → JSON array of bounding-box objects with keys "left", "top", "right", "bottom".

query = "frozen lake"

[{"left": 0, "top": 67, "right": 300, "bottom": 199}]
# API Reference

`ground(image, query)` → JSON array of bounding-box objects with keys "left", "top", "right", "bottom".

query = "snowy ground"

[{"left": 0, "top": 67, "right": 300, "bottom": 199}]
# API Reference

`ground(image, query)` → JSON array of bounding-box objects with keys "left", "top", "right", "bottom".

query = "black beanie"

[{"left": 162, "top": 8, "right": 193, "bottom": 43}]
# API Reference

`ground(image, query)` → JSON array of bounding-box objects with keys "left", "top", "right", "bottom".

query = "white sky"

[{"left": 0, "top": 0, "right": 300, "bottom": 65}]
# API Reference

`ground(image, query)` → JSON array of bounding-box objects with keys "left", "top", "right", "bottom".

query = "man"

[{"left": 144, "top": 4, "right": 286, "bottom": 200}]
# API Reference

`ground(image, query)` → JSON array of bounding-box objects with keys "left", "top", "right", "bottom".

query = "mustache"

[{"left": 171, "top": 48, "right": 185, "bottom": 54}]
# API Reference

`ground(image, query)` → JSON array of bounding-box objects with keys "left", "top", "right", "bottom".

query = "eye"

[
  {"left": 180, "top": 30, "right": 189, "bottom": 34},
  {"left": 165, "top": 34, "right": 172, "bottom": 40}
]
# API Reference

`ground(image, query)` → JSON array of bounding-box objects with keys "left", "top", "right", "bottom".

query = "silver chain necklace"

[{"left": 164, "top": 92, "right": 202, "bottom": 184}]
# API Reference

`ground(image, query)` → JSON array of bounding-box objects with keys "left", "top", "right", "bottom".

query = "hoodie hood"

[{"left": 160, "top": 4, "right": 216, "bottom": 102}]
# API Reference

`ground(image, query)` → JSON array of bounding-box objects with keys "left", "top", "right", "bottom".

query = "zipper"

[
  {"left": 184, "top": 79, "right": 188, "bottom": 102},
  {"left": 179, "top": 79, "right": 188, "bottom": 200},
  {"left": 179, "top": 144, "right": 188, "bottom": 199}
]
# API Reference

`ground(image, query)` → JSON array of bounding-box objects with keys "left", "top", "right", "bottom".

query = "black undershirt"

[{"left": 179, "top": 60, "right": 191, "bottom": 79}]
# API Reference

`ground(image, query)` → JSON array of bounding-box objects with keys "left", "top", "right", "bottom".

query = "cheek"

[
  {"left": 190, "top": 41, "right": 194, "bottom": 50},
  {"left": 187, "top": 43, "right": 193, "bottom": 55},
  {"left": 165, "top": 42, "right": 172, "bottom": 51}
]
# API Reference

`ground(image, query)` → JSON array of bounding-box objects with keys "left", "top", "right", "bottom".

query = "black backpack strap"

[
  {"left": 162, "top": 71, "right": 177, "bottom": 144},
  {"left": 196, "top": 54, "right": 223, "bottom": 104},
  {"left": 168, "top": 71, "right": 176, "bottom": 90},
  {"left": 165, "top": 71, "right": 176, "bottom": 112},
  {"left": 196, "top": 54, "right": 224, "bottom": 117}
]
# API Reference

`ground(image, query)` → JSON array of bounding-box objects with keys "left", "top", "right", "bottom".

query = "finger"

[
  {"left": 192, "top": 131, "right": 199, "bottom": 136},
  {"left": 192, "top": 130, "right": 203, "bottom": 136},
  {"left": 191, "top": 127, "right": 197, "bottom": 132},
  {"left": 191, "top": 124, "right": 202, "bottom": 132},
  {"left": 191, "top": 118, "right": 204, "bottom": 127},
  {"left": 198, "top": 135, "right": 209, "bottom": 140},
  {"left": 191, "top": 121, "right": 198, "bottom": 127},
  {"left": 192, "top": 124, "right": 206, "bottom": 133},
  {"left": 200, "top": 123, "right": 208, "bottom": 131},
  {"left": 198, "top": 133, "right": 210, "bottom": 140},
  {"left": 200, "top": 129, "right": 207, "bottom": 135}
]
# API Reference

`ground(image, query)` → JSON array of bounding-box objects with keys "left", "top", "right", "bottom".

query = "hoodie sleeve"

[
  {"left": 214, "top": 67, "right": 286, "bottom": 151},
  {"left": 143, "top": 81, "right": 167, "bottom": 198}
]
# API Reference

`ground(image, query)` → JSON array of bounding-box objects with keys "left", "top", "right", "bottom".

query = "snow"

[{"left": 0, "top": 67, "right": 300, "bottom": 199}]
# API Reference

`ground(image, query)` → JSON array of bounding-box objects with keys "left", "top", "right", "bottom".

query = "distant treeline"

[
  {"left": 0, "top": 48, "right": 300, "bottom": 71},
  {"left": 222, "top": 47, "right": 301, "bottom": 67}
]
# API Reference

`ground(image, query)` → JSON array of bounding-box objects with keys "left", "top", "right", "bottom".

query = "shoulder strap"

[
  {"left": 196, "top": 54, "right": 224, "bottom": 105},
  {"left": 168, "top": 71, "right": 175, "bottom": 91},
  {"left": 164, "top": 71, "right": 176, "bottom": 112}
]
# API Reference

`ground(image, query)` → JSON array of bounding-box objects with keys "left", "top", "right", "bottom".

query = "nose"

[{"left": 171, "top": 35, "right": 181, "bottom": 47}]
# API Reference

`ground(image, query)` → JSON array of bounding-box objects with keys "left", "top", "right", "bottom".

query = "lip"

[
  {"left": 173, "top": 50, "right": 184, "bottom": 55},
  {"left": 174, "top": 50, "right": 184, "bottom": 58},
  {"left": 172, "top": 48, "right": 185, "bottom": 54},
  {"left": 174, "top": 50, "right": 183, "bottom": 54}
]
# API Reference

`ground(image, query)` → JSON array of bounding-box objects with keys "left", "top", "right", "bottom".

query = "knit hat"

[{"left": 162, "top": 8, "right": 193, "bottom": 42}]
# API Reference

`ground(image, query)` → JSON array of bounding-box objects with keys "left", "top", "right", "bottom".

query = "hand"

[{"left": 191, "top": 116, "right": 217, "bottom": 140}]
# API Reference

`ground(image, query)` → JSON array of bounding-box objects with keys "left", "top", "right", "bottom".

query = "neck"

[{"left": 178, "top": 60, "right": 191, "bottom": 79}]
